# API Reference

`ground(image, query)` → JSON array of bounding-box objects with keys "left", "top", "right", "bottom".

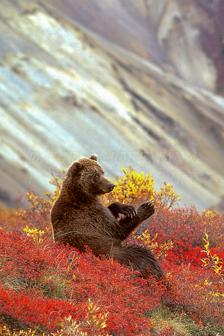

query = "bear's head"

[{"left": 64, "top": 154, "right": 115, "bottom": 197}]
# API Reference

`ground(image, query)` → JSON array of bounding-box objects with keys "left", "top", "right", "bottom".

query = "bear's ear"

[
  {"left": 67, "top": 161, "right": 83, "bottom": 178},
  {"left": 89, "top": 154, "right": 98, "bottom": 161}
]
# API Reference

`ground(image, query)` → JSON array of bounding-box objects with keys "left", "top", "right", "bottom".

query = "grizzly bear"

[{"left": 51, "top": 154, "right": 165, "bottom": 282}]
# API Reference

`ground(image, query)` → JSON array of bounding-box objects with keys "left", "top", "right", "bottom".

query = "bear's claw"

[{"left": 119, "top": 205, "right": 137, "bottom": 218}]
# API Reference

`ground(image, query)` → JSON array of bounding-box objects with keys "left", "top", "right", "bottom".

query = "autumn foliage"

[{"left": 0, "top": 167, "right": 224, "bottom": 335}]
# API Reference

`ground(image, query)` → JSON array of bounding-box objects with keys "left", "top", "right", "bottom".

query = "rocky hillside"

[
  {"left": 0, "top": 0, "right": 224, "bottom": 211},
  {"left": 46, "top": 0, "right": 224, "bottom": 95}
]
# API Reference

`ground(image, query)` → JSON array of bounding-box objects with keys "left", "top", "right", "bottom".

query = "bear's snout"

[{"left": 109, "top": 183, "right": 116, "bottom": 191}]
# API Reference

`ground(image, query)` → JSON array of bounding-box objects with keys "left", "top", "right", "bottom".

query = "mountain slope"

[{"left": 45, "top": 0, "right": 224, "bottom": 94}]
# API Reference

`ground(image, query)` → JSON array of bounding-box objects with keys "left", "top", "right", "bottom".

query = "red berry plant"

[{"left": 0, "top": 166, "right": 223, "bottom": 336}]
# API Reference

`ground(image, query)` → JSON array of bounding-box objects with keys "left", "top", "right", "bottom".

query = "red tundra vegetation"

[{"left": 0, "top": 166, "right": 223, "bottom": 336}]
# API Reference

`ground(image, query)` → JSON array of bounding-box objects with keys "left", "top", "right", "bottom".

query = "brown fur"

[{"left": 51, "top": 154, "right": 165, "bottom": 281}]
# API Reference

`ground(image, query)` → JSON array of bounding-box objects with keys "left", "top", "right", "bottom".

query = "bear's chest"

[
  {"left": 74, "top": 203, "right": 117, "bottom": 229},
  {"left": 88, "top": 205, "right": 116, "bottom": 224}
]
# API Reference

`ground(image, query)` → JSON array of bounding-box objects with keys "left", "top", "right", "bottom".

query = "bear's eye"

[{"left": 93, "top": 173, "right": 100, "bottom": 183}]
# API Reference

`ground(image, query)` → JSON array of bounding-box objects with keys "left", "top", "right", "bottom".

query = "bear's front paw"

[
  {"left": 108, "top": 202, "right": 137, "bottom": 218},
  {"left": 119, "top": 204, "right": 137, "bottom": 218},
  {"left": 137, "top": 201, "right": 155, "bottom": 220}
]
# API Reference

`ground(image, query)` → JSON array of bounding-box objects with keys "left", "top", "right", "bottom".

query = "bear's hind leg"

[{"left": 112, "top": 244, "right": 165, "bottom": 282}]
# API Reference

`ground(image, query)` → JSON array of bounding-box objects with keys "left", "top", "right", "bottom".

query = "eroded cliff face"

[
  {"left": 45, "top": 0, "right": 224, "bottom": 94},
  {"left": 0, "top": 0, "right": 224, "bottom": 211}
]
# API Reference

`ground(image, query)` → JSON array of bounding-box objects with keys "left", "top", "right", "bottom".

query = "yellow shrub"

[
  {"left": 102, "top": 166, "right": 181, "bottom": 209},
  {"left": 23, "top": 226, "right": 45, "bottom": 247},
  {"left": 16, "top": 171, "right": 66, "bottom": 235},
  {"left": 54, "top": 299, "right": 109, "bottom": 336},
  {"left": 201, "top": 233, "right": 223, "bottom": 275},
  {"left": 137, "top": 229, "right": 174, "bottom": 259},
  {"left": 0, "top": 325, "right": 50, "bottom": 336}
]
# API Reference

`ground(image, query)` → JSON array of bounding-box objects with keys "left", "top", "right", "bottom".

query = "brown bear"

[{"left": 51, "top": 154, "right": 165, "bottom": 282}]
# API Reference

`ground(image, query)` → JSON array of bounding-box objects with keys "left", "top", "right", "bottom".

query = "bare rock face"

[
  {"left": 45, "top": 0, "right": 224, "bottom": 94},
  {"left": 0, "top": 0, "right": 224, "bottom": 211}
]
